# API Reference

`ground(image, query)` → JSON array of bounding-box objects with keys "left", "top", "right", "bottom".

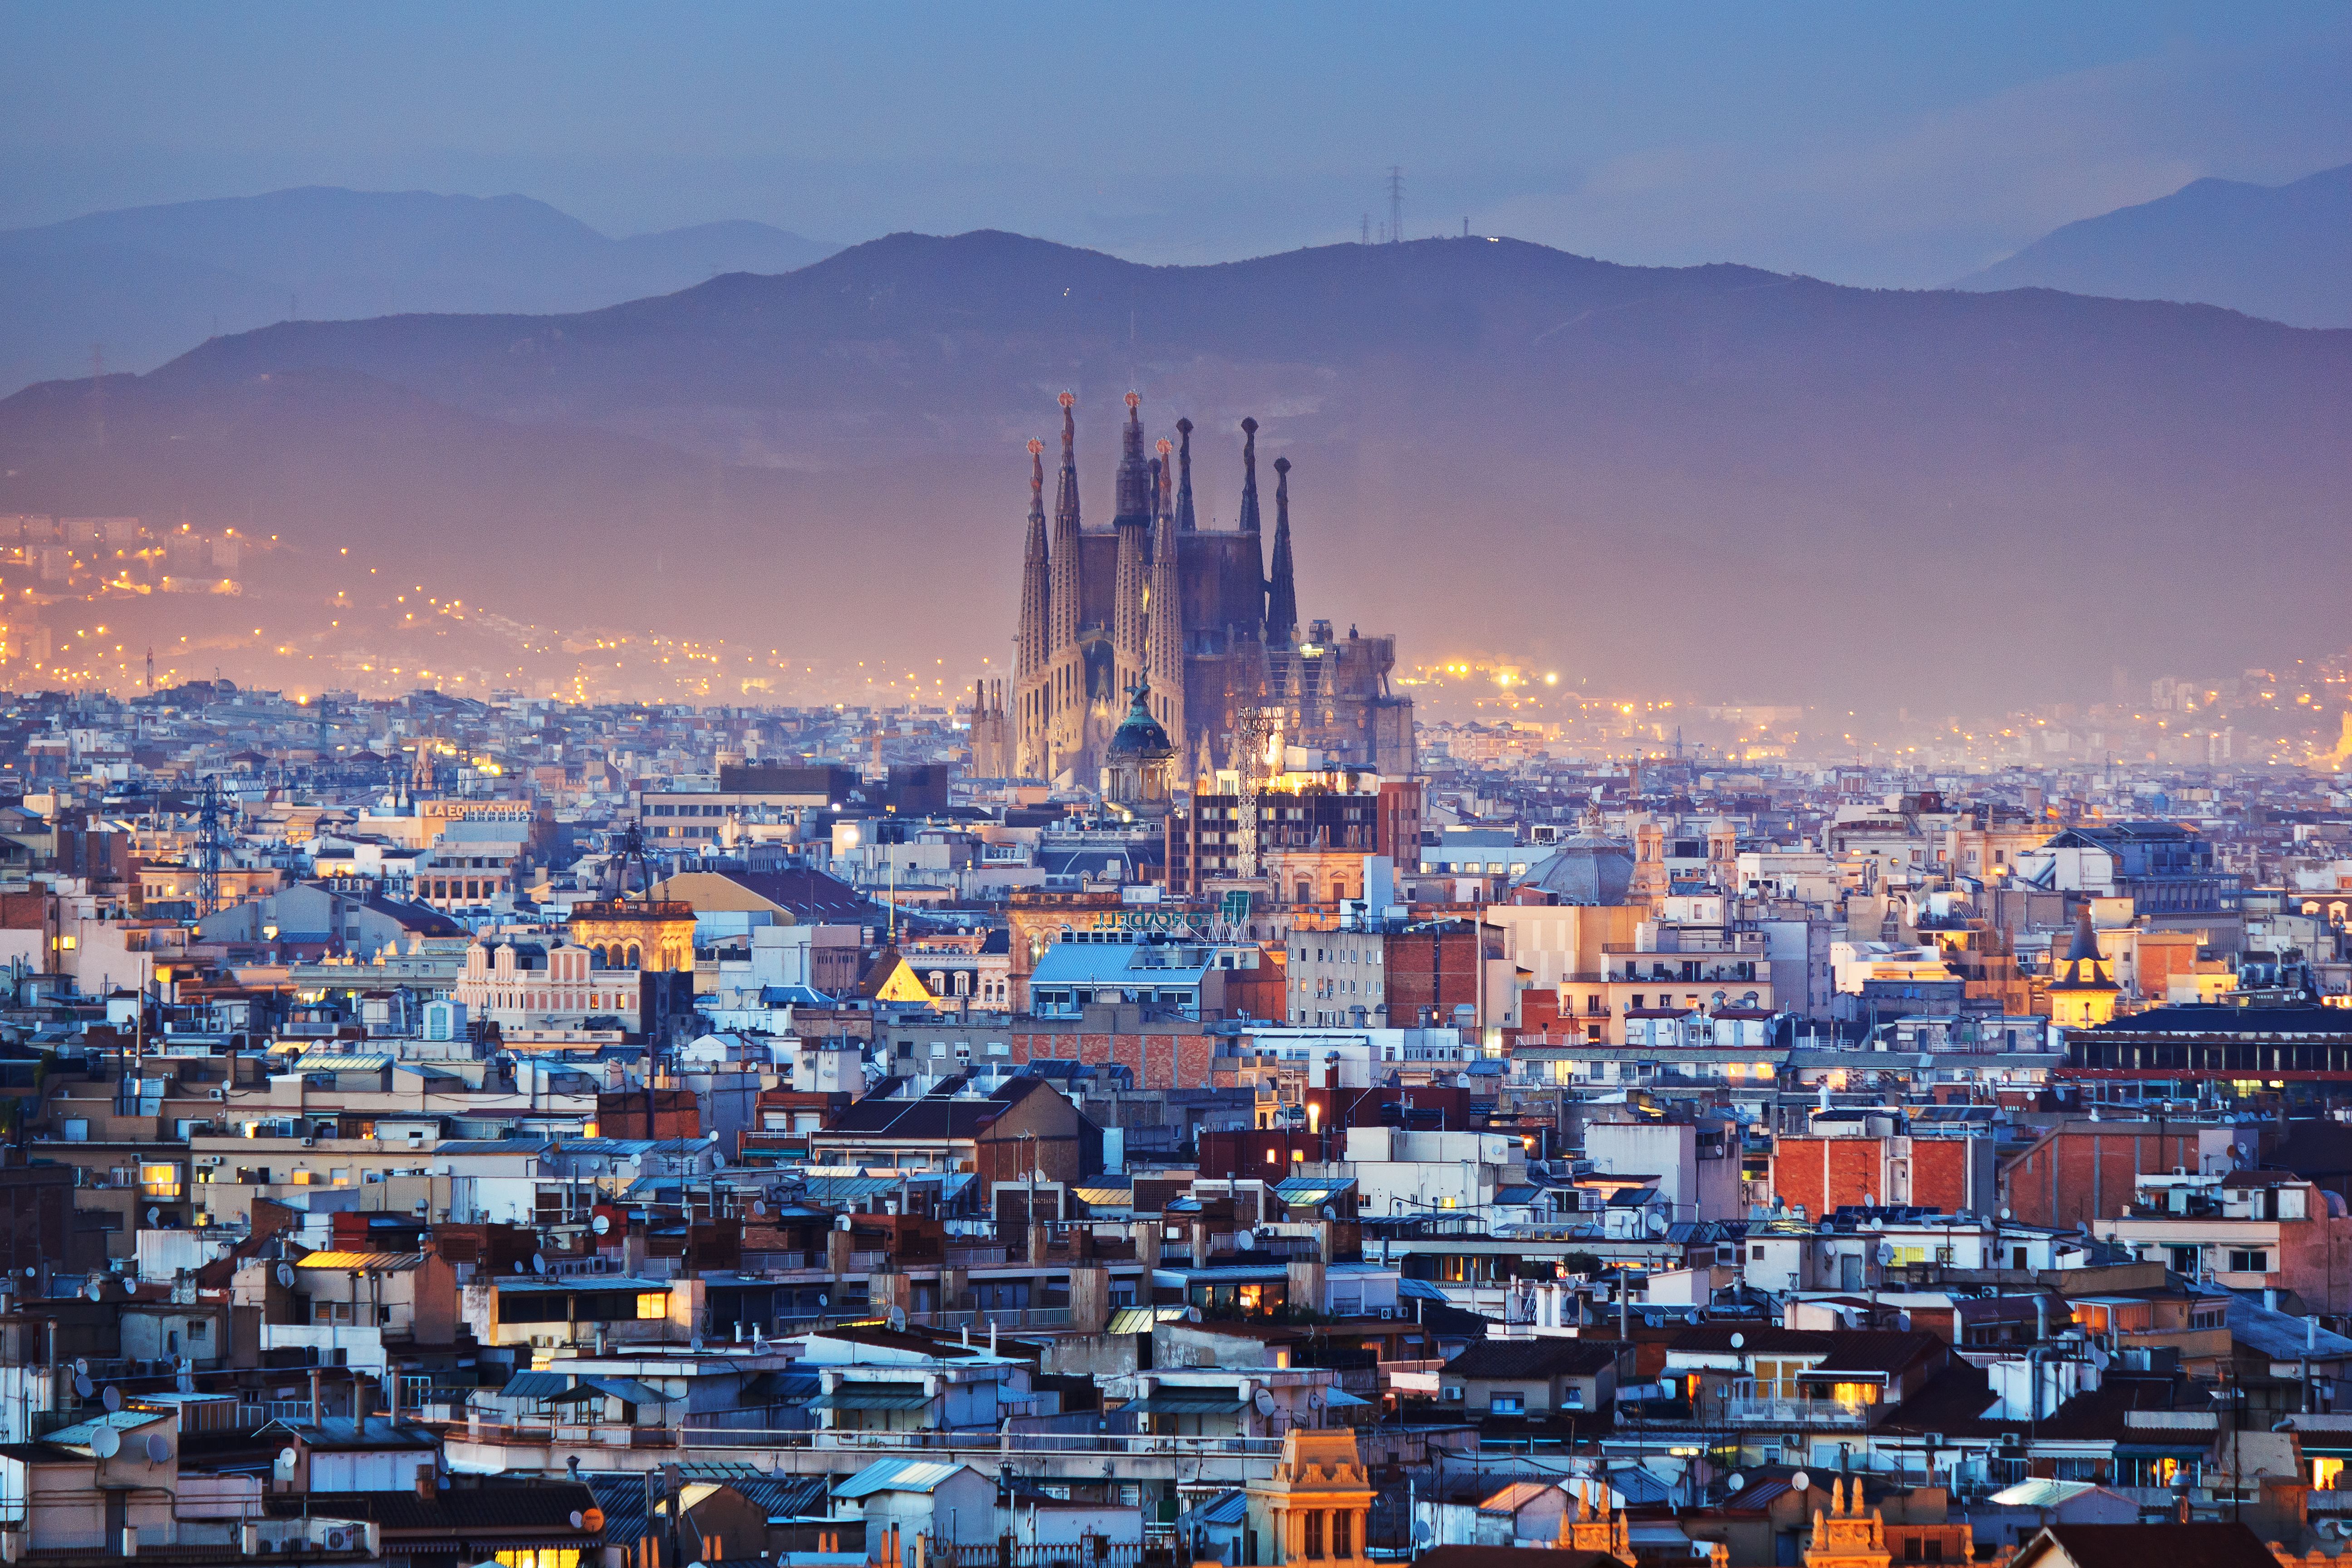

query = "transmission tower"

[
  {"left": 194, "top": 775, "right": 225, "bottom": 918},
  {"left": 1387, "top": 167, "right": 1404, "bottom": 244}
]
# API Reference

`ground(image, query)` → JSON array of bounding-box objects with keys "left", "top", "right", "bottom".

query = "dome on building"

[
  {"left": 1107, "top": 681, "right": 1174, "bottom": 760},
  {"left": 1512, "top": 832, "right": 1637, "bottom": 906}
]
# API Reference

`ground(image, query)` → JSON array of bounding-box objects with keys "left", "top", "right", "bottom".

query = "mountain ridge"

[
  {"left": 2, "top": 229, "right": 2344, "bottom": 712},
  {"left": 0, "top": 186, "right": 842, "bottom": 395},
  {"left": 1956, "top": 164, "right": 2352, "bottom": 328}
]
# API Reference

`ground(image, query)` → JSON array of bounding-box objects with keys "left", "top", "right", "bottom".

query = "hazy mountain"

[
  {"left": 1957, "top": 165, "right": 2352, "bottom": 328},
  {"left": 2, "top": 230, "right": 2345, "bottom": 712},
  {"left": 0, "top": 187, "right": 840, "bottom": 393}
]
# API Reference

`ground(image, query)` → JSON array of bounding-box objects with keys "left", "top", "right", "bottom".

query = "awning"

[
  {"left": 495, "top": 1372, "right": 573, "bottom": 1400},
  {"left": 1125, "top": 1393, "right": 1247, "bottom": 1416},
  {"left": 1323, "top": 1389, "right": 1372, "bottom": 1407},
  {"left": 1106, "top": 1306, "right": 1191, "bottom": 1336},
  {"left": 740, "top": 1371, "right": 821, "bottom": 1403},
  {"left": 582, "top": 1377, "right": 674, "bottom": 1406},
  {"left": 809, "top": 1385, "right": 932, "bottom": 1412}
]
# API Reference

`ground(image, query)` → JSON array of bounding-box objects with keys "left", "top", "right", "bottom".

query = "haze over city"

[{"left": 6, "top": 8, "right": 2352, "bottom": 1558}]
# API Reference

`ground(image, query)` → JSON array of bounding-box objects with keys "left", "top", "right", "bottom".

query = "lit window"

[
  {"left": 496, "top": 1552, "right": 580, "bottom": 1568},
  {"left": 141, "top": 1164, "right": 182, "bottom": 1200},
  {"left": 636, "top": 1293, "right": 667, "bottom": 1319}
]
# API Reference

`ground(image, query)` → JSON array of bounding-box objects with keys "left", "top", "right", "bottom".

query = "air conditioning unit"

[
  {"left": 323, "top": 1529, "right": 353, "bottom": 1552},
  {"left": 210, "top": 1090, "right": 227, "bottom": 1102},
  {"left": 1379, "top": 1307, "right": 1394, "bottom": 1320},
  {"left": 196, "top": 1156, "right": 222, "bottom": 1168},
  {"left": 299, "top": 1138, "right": 315, "bottom": 1148}
]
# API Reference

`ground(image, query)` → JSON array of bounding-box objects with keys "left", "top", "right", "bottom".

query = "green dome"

[{"left": 1108, "top": 681, "right": 1174, "bottom": 758}]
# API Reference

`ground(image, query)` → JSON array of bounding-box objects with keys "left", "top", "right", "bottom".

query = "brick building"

[
  {"left": 877, "top": 1009, "right": 1222, "bottom": 1091},
  {"left": 1770, "top": 1128, "right": 1996, "bottom": 1218},
  {"left": 1999, "top": 1117, "right": 2254, "bottom": 1230},
  {"left": 1384, "top": 921, "right": 1483, "bottom": 1029}
]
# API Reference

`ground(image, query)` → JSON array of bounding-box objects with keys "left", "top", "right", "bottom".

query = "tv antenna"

[{"left": 1387, "top": 166, "right": 1404, "bottom": 243}]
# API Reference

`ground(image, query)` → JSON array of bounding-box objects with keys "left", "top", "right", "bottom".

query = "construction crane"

[
  {"left": 1225, "top": 705, "right": 1284, "bottom": 882},
  {"left": 193, "top": 775, "right": 226, "bottom": 918}
]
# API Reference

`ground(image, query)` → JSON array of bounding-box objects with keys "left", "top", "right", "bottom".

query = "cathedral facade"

[{"left": 1010, "top": 393, "right": 1414, "bottom": 785}]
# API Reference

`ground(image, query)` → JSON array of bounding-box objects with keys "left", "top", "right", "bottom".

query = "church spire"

[
  {"left": 1175, "top": 417, "right": 1196, "bottom": 531},
  {"left": 1266, "top": 455, "right": 1298, "bottom": 647},
  {"left": 1235, "top": 417, "right": 1265, "bottom": 643},
  {"left": 1048, "top": 393, "right": 1083, "bottom": 657},
  {"left": 1016, "top": 438, "right": 1051, "bottom": 683},
  {"left": 1237, "top": 416, "right": 1262, "bottom": 533},
  {"left": 1149, "top": 449, "right": 1186, "bottom": 751},
  {"left": 1114, "top": 391, "right": 1152, "bottom": 522},
  {"left": 1053, "top": 391, "right": 1080, "bottom": 534},
  {"left": 1156, "top": 437, "right": 1174, "bottom": 531}
]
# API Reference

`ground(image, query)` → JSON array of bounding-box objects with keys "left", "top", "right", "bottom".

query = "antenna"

[
  {"left": 1387, "top": 167, "right": 1404, "bottom": 244},
  {"left": 144, "top": 647, "right": 154, "bottom": 693}
]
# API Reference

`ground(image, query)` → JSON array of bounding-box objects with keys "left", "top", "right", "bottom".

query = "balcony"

[{"left": 1706, "top": 1382, "right": 1875, "bottom": 1428}]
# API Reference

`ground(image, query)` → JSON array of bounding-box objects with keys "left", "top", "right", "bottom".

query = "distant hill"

[
  {"left": 0, "top": 186, "right": 840, "bottom": 393},
  {"left": 1957, "top": 164, "right": 2352, "bottom": 328},
  {"left": 1, "top": 230, "right": 2345, "bottom": 711}
]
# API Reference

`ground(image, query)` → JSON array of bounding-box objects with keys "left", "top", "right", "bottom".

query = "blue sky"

[{"left": 3, "top": 0, "right": 2347, "bottom": 283}]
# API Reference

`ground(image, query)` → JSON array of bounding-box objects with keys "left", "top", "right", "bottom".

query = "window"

[
  {"left": 1751, "top": 1245, "right": 1766, "bottom": 1261},
  {"left": 1488, "top": 1393, "right": 1524, "bottom": 1415},
  {"left": 141, "top": 1163, "right": 182, "bottom": 1200},
  {"left": 636, "top": 1293, "right": 668, "bottom": 1319},
  {"left": 496, "top": 1552, "right": 580, "bottom": 1568},
  {"left": 1303, "top": 1511, "right": 1324, "bottom": 1559},
  {"left": 2228, "top": 1250, "right": 2270, "bottom": 1273},
  {"left": 1333, "top": 1513, "right": 1352, "bottom": 1559}
]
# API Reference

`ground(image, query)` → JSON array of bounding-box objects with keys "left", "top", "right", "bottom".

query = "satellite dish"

[
  {"left": 1874, "top": 1241, "right": 1897, "bottom": 1266},
  {"left": 276, "top": 1448, "right": 298, "bottom": 1471},
  {"left": 74, "top": 1372, "right": 93, "bottom": 1398},
  {"left": 146, "top": 1208, "right": 160, "bottom": 1226},
  {"left": 74, "top": 1358, "right": 88, "bottom": 1377},
  {"left": 1414, "top": 1523, "right": 1434, "bottom": 1547},
  {"left": 569, "top": 1512, "right": 585, "bottom": 1530},
  {"left": 1791, "top": 1471, "right": 1811, "bottom": 1493},
  {"left": 888, "top": 1305, "right": 907, "bottom": 1333},
  {"left": 1253, "top": 1388, "right": 1277, "bottom": 1417},
  {"left": 92, "top": 1427, "right": 120, "bottom": 1458},
  {"left": 751, "top": 1200, "right": 768, "bottom": 1218},
  {"left": 84, "top": 1284, "right": 103, "bottom": 1303},
  {"left": 1999, "top": 1207, "right": 2013, "bottom": 1220},
  {"left": 512, "top": 1260, "right": 525, "bottom": 1274},
  {"left": 816, "top": 1293, "right": 829, "bottom": 1308},
  {"left": 103, "top": 1387, "right": 122, "bottom": 1412},
  {"left": 1727, "top": 1473, "right": 1747, "bottom": 1493},
  {"left": 532, "top": 1254, "right": 547, "bottom": 1275},
  {"left": 1896, "top": 1311, "right": 1914, "bottom": 1332},
  {"left": 145, "top": 1434, "right": 170, "bottom": 1464},
  {"left": 592, "top": 1214, "right": 611, "bottom": 1235},
  {"left": 276, "top": 1263, "right": 295, "bottom": 1289},
  {"left": 1729, "top": 1332, "right": 1745, "bottom": 1350},
  {"left": 2090, "top": 1346, "right": 2112, "bottom": 1371}
]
